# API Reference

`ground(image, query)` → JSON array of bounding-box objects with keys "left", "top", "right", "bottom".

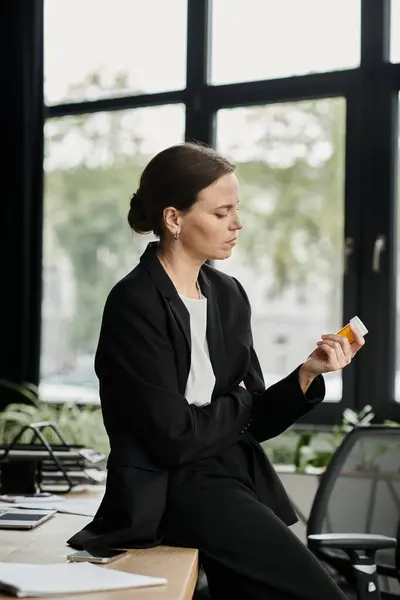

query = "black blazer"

[{"left": 67, "top": 241, "right": 325, "bottom": 550}]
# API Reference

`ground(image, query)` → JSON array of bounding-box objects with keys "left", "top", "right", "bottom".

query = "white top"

[{"left": 178, "top": 292, "right": 216, "bottom": 407}]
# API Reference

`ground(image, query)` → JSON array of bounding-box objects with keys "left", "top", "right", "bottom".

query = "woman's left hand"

[{"left": 302, "top": 324, "right": 366, "bottom": 378}]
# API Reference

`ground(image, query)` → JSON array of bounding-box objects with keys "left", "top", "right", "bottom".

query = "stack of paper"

[
  {"left": 13, "top": 497, "right": 102, "bottom": 517},
  {"left": 0, "top": 562, "right": 167, "bottom": 597},
  {"left": 0, "top": 495, "right": 60, "bottom": 504}
]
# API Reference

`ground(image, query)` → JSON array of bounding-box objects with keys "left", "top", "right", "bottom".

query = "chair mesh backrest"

[{"left": 308, "top": 426, "right": 400, "bottom": 568}]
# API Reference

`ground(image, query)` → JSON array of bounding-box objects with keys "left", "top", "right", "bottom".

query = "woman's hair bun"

[
  {"left": 127, "top": 142, "right": 235, "bottom": 238},
  {"left": 127, "top": 189, "right": 152, "bottom": 234}
]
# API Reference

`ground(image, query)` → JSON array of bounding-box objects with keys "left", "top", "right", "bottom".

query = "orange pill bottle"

[{"left": 337, "top": 316, "right": 368, "bottom": 344}]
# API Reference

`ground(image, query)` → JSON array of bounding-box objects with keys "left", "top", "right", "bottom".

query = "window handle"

[{"left": 372, "top": 234, "right": 386, "bottom": 273}]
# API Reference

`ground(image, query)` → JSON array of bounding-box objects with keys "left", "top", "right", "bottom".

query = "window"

[
  {"left": 215, "top": 98, "right": 346, "bottom": 402},
  {"left": 391, "top": 0, "right": 400, "bottom": 63},
  {"left": 211, "top": 0, "right": 361, "bottom": 85},
  {"left": 44, "top": 0, "right": 187, "bottom": 105},
  {"left": 34, "top": 0, "right": 400, "bottom": 425},
  {"left": 41, "top": 105, "right": 185, "bottom": 399}
]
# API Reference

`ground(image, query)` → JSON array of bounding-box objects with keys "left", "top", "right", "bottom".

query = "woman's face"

[{"left": 178, "top": 172, "right": 243, "bottom": 261}]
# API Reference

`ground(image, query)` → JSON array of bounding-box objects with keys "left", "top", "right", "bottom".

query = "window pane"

[
  {"left": 215, "top": 99, "right": 346, "bottom": 402},
  {"left": 44, "top": 0, "right": 187, "bottom": 105},
  {"left": 211, "top": 0, "right": 360, "bottom": 85},
  {"left": 391, "top": 0, "right": 400, "bottom": 62},
  {"left": 41, "top": 105, "right": 185, "bottom": 401}
]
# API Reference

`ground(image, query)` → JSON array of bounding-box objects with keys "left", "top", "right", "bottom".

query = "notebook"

[{"left": 0, "top": 562, "right": 167, "bottom": 597}]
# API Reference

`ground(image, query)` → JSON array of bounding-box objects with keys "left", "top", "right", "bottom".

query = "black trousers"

[{"left": 162, "top": 440, "right": 347, "bottom": 600}]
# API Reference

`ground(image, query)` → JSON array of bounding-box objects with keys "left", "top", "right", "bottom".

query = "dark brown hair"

[{"left": 128, "top": 142, "right": 235, "bottom": 237}]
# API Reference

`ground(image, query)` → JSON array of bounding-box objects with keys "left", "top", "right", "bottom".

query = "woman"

[{"left": 68, "top": 142, "right": 365, "bottom": 599}]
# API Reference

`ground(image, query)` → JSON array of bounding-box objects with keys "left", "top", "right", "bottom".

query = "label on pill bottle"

[{"left": 337, "top": 316, "right": 368, "bottom": 343}]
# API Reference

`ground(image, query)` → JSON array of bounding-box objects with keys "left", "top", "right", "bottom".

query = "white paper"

[
  {"left": 14, "top": 497, "right": 102, "bottom": 517},
  {"left": 0, "top": 495, "right": 60, "bottom": 504},
  {"left": 0, "top": 562, "right": 167, "bottom": 597}
]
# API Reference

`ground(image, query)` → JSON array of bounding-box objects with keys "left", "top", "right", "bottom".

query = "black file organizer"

[{"left": 0, "top": 421, "right": 105, "bottom": 494}]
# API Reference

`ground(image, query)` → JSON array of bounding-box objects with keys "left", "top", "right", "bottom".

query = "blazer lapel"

[
  {"left": 199, "top": 269, "right": 229, "bottom": 397},
  {"left": 140, "top": 242, "right": 191, "bottom": 356},
  {"left": 168, "top": 300, "right": 191, "bottom": 357},
  {"left": 140, "top": 242, "right": 228, "bottom": 395}
]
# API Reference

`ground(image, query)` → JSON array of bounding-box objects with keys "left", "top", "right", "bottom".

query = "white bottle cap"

[{"left": 350, "top": 316, "right": 368, "bottom": 337}]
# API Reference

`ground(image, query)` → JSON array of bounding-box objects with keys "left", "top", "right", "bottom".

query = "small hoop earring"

[{"left": 174, "top": 231, "right": 180, "bottom": 241}]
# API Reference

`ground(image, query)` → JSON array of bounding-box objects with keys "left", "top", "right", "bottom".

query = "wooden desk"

[{"left": 0, "top": 491, "right": 198, "bottom": 600}]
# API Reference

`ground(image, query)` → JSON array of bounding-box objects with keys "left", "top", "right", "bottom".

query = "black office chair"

[{"left": 307, "top": 425, "right": 400, "bottom": 600}]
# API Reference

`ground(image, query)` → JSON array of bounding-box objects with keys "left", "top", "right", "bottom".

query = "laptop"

[{"left": 0, "top": 508, "right": 56, "bottom": 529}]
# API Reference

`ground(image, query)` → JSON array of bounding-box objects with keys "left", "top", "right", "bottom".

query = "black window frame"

[{"left": 44, "top": 0, "right": 400, "bottom": 426}]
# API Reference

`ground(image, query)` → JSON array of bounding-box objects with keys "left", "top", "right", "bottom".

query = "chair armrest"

[
  {"left": 308, "top": 533, "right": 396, "bottom": 552},
  {"left": 309, "top": 533, "right": 397, "bottom": 599}
]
